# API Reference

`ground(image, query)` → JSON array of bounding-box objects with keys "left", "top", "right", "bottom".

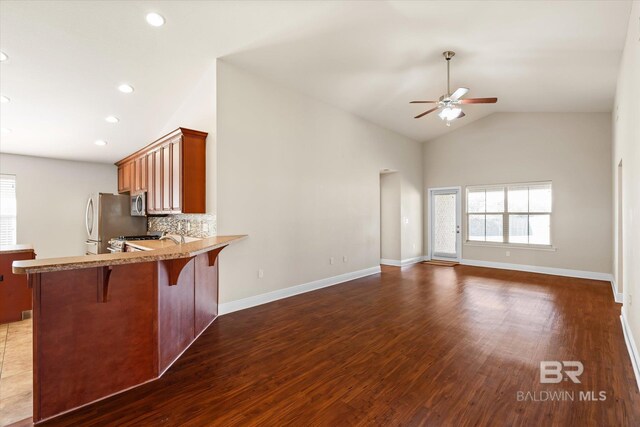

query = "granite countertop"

[
  {"left": 125, "top": 239, "right": 186, "bottom": 251},
  {"left": 0, "top": 244, "right": 34, "bottom": 255},
  {"left": 12, "top": 235, "right": 247, "bottom": 275}
]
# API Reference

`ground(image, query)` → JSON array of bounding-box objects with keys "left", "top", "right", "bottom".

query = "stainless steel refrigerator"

[{"left": 84, "top": 193, "right": 147, "bottom": 255}]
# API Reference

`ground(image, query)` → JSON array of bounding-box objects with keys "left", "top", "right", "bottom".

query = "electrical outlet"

[
  {"left": 186, "top": 222, "right": 191, "bottom": 232},
  {"left": 258, "top": 269, "right": 264, "bottom": 279},
  {"left": 203, "top": 223, "right": 209, "bottom": 233},
  {"left": 330, "top": 257, "right": 335, "bottom": 265},
  {"left": 506, "top": 251, "right": 510, "bottom": 257},
  {"left": 629, "top": 294, "right": 633, "bottom": 306},
  {"left": 343, "top": 256, "right": 348, "bottom": 263}
]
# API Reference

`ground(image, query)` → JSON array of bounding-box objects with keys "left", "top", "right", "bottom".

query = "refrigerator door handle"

[{"left": 86, "top": 197, "right": 94, "bottom": 238}]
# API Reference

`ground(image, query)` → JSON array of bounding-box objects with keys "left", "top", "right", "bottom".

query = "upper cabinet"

[
  {"left": 115, "top": 128, "right": 207, "bottom": 215},
  {"left": 117, "top": 160, "right": 133, "bottom": 193}
]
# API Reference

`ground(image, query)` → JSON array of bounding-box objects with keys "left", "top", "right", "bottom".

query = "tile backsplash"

[{"left": 147, "top": 214, "right": 216, "bottom": 238}]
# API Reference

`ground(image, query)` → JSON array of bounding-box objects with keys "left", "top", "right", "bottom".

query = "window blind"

[{"left": 0, "top": 174, "right": 17, "bottom": 246}]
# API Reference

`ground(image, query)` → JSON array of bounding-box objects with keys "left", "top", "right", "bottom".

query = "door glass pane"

[
  {"left": 509, "top": 214, "right": 528, "bottom": 243},
  {"left": 508, "top": 187, "right": 528, "bottom": 212},
  {"left": 468, "top": 214, "right": 485, "bottom": 242},
  {"left": 467, "top": 190, "right": 485, "bottom": 213},
  {"left": 486, "top": 188, "right": 505, "bottom": 212},
  {"left": 529, "top": 184, "right": 552, "bottom": 213},
  {"left": 529, "top": 214, "right": 551, "bottom": 245},
  {"left": 433, "top": 193, "right": 457, "bottom": 255},
  {"left": 485, "top": 215, "right": 503, "bottom": 242}
]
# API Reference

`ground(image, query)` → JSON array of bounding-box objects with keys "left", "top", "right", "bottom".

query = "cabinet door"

[
  {"left": 162, "top": 145, "right": 172, "bottom": 212},
  {"left": 171, "top": 139, "right": 182, "bottom": 212},
  {"left": 146, "top": 153, "right": 154, "bottom": 212},
  {"left": 140, "top": 156, "right": 147, "bottom": 191},
  {"left": 119, "top": 162, "right": 132, "bottom": 193},
  {"left": 117, "top": 166, "right": 125, "bottom": 193},
  {"left": 133, "top": 159, "right": 140, "bottom": 192},
  {"left": 154, "top": 150, "right": 162, "bottom": 212},
  {"left": 0, "top": 251, "right": 35, "bottom": 324}
]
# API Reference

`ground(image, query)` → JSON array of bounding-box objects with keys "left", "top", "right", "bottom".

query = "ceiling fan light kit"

[{"left": 410, "top": 51, "right": 498, "bottom": 126}]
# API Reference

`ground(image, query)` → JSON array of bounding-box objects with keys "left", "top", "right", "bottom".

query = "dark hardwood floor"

[{"left": 40, "top": 264, "right": 640, "bottom": 426}]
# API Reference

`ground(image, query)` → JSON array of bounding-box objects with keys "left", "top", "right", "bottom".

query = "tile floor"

[{"left": 0, "top": 319, "right": 32, "bottom": 426}]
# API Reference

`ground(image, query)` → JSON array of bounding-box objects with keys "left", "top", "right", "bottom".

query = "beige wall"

[
  {"left": 613, "top": 1, "right": 640, "bottom": 359},
  {"left": 423, "top": 112, "right": 612, "bottom": 274},
  {"left": 0, "top": 153, "right": 116, "bottom": 258},
  {"left": 216, "top": 60, "right": 422, "bottom": 304},
  {"left": 380, "top": 172, "right": 401, "bottom": 261}
]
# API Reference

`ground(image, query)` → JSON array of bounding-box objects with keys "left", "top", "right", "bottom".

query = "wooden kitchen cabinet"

[
  {"left": 146, "top": 151, "right": 155, "bottom": 210},
  {"left": 117, "top": 161, "right": 133, "bottom": 193},
  {"left": 171, "top": 138, "right": 182, "bottom": 211},
  {"left": 133, "top": 156, "right": 147, "bottom": 193},
  {"left": 0, "top": 247, "right": 35, "bottom": 324},
  {"left": 162, "top": 144, "right": 171, "bottom": 212},
  {"left": 153, "top": 149, "right": 162, "bottom": 212},
  {"left": 115, "top": 128, "right": 207, "bottom": 214}
]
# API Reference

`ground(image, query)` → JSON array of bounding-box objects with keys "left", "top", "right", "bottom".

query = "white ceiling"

[{"left": 0, "top": 1, "right": 632, "bottom": 163}]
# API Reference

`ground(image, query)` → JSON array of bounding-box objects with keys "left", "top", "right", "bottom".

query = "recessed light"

[
  {"left": 146, "top": 12, "right": 165, "bottom": 27},
  {"left": 1, "top": 128, "right": 12, "bottom": 134},
  {"left": 0, "top": 95, "right": 9, "bottom": 103},
  {"left": 105, "top": 116, "right": 119, "bottom": 123},
  {"left": 0, "top": 52, "right": 7, "bottom": 62},
  {"left": 94, "top": 140, "right": 108, "bottom": 146},
  {"left": 118, "top": 84, "right": 134, "bottom": 94}
]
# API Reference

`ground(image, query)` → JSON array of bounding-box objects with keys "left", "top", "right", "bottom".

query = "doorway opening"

[
  {"left": 428, "top": 187, "right": 461, "bottom": 262},
  {"left": 380, "top": 171, "right": 401, "bottom": 266}
]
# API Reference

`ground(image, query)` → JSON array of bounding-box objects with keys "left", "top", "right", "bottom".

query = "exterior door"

[{"left": 429, "top": 187, "right": 461, "bottom": 261}]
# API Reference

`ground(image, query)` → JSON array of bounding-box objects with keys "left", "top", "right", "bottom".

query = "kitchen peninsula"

[{"left": 12, "top": 235, "right": 246, "bottom": 424}]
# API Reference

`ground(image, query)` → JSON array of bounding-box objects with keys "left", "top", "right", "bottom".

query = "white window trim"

[
  {"left": 465, "top": 181, "right": 553, "bottom": 248},
  {"left": 0, "top": 173, "right": 17, "bottom": 246}
]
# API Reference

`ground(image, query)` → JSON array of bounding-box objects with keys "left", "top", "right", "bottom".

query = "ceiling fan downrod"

[{"left": 443, "top": 51, "right": 455, "bottom": 97}]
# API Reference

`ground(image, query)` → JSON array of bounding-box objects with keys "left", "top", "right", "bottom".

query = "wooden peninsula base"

[{"left": 13, "top": 235, "right": 246, "bottom": 424}]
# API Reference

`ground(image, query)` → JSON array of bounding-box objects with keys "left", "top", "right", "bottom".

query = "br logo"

[{"left": 540, "top": 361, "right": 584, "bottom": 384}]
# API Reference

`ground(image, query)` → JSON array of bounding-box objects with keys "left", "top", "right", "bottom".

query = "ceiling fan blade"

[
  {"left": 458, "top": 97, "right": 498, "bottom": 104},
  {"left": 410, "top": 100, "right": 438, "bottom": 104},
  {"left": 458, "top": 111, "right": 466, "bottom": 118},
  {"left": 414, "top": 107, "right": 439, "bottom": 119},
  {"left": 449, "top": 87, "right": 469, "bottom": 101}
]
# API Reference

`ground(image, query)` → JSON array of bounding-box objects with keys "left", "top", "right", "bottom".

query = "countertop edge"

[
  {"left": 1, "top": 244, "right": 35, "bottom": 255},
  {"left": 12, "top": 235, "right": 247, "bottom": 274}
]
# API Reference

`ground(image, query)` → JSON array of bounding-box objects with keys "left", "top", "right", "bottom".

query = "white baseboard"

[
  {"left": 460, "top": 258, "right": 612, "bottom": 281},
  {"left": 460, "top": 258, "right": 620, "bottom": 302},
  {"left": 621, "top": 311, "right": 640, "bottom": 392},
  {"left": 611, "top": 277, "right": 624, "bottom": 303},
  {"left": 380, "top": 256, "right": 425, "bottom": 267},
  {"left": 219, "top": 266, "right": 381, "bottom": 315}
]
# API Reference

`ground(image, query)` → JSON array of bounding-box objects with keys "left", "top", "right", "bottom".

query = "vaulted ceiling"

[{"left": 0, "top": 1, "right": 632, "bottom": 163}]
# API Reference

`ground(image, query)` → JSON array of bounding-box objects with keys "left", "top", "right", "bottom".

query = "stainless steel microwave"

[{"left": 131, "top": 193, "right": 147, "bottom": 216}]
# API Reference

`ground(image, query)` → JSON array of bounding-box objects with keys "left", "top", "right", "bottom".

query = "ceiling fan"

[{"left": 410, "top": 51, "right": 497, "bottom": 126}]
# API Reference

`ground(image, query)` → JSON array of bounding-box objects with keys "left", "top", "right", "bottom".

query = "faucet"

[{"left": 159, "top": 232, "right": 184, "bottom": 244}]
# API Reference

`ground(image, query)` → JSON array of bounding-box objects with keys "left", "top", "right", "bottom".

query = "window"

[
  {"left": 466, "top": 182, "right": 552, "bottom": 246},
  {"left": 0, "top": 174, "right": 17, "bottom": 245}
]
